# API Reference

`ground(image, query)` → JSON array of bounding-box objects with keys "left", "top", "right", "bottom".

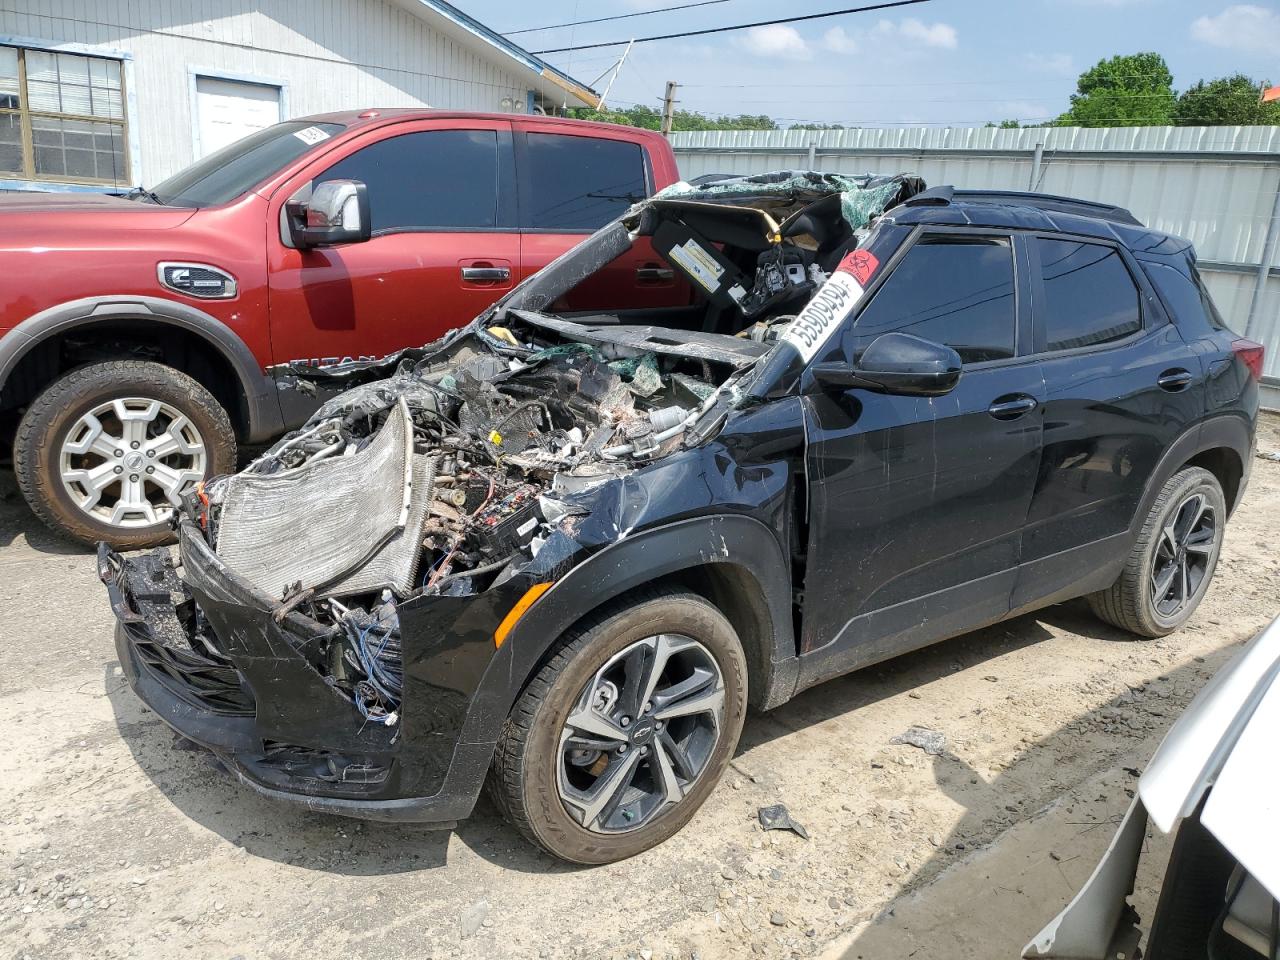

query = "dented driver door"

[{"left": 795, "top": 231, "right": 1045, "bottom": 686}]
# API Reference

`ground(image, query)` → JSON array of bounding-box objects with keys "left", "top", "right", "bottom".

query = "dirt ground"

[{"left": 3, "top": 414, "right": 1279, "bottom": 960}]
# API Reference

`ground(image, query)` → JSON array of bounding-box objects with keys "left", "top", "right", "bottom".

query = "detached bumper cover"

[{"left": 99, "top": 521, "right": 523, "bottom": 824}]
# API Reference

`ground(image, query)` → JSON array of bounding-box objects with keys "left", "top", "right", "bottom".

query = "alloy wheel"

[
  {"left": 1150, "top": 491, "right": 1218, "bottom": 619},
  {"left": 557, "top": 634, "right": 725, "bottom": 834},
  {"left": 59, "top": 397, "right": 207, "bottom": 528}
]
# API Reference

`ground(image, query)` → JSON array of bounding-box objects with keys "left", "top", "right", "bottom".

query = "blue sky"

[{"left": 466, "top": 0, "right": 1280, "bottom": 126}]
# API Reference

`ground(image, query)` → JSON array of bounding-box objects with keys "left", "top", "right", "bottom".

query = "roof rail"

[
  {"left": 900, "top": 185, "right": 1143, "bottom": 227},
  {"left": 951, "top": 189, "right": 1143, "bottom": 226}
]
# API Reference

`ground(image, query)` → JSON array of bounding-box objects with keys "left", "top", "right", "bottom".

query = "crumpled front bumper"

[{"left": 99, "top": 520, "right": 512, "bottom": 824}]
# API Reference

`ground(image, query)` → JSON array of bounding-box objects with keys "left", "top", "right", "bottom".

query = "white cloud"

[
  {"left": 1191, "top": 4, "right": 1280, "bottom": 52},
  {"left": 872, "top": 17, "right": 958, "bottom": 49},
  {"left": 900, "top": 18, "right": 958, "bottom": 48},
  {"left": 1024, "top": 52, "right": 1076, "bottom": 76},
  {"left": 822, "top": 26, "right": 859, "bottom": 55},
  {"left": 735, "top": 24, "right": 811, "bottom": 60}
]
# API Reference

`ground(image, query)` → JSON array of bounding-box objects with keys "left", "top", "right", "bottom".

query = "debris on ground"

[
  {"left": 757, "top": 803, "right": 810, "bottom": 839},
  {"left": 1257, "top": 449, "right": 1280, "bottom": 462},
  {"left": 890, "top": 726, "right": 948, "bottom": 756}
]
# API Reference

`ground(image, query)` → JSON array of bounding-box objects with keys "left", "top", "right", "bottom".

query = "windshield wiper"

[{"left": 124, "top": 186, "right": 164, "bottom": 205}]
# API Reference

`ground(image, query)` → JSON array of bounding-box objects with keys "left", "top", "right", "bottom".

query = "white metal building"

[{"left": 0, "top": 0, "right": 599, "bottom": 193}]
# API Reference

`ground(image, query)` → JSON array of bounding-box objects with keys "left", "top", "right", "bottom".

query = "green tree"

[
  {"left": 568, "top": 105, "right": 777, "bottom": 131},
  {"left": 789, "top": 122, "right": 846, "bottom": 130},
  {"left": 1174, "top": 74, "right": 1280, "bottom": 125},
  {"left": 985, "top": 119, "right": 1022, "bottom": 128},
  {"left": 1056, "top": 52, "right": 1175, "bottom": 127}
]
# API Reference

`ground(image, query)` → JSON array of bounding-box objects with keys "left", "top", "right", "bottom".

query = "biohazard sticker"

[
  {"left": 839, "top": 249, "right": 880, "bottom": 286},
  {"left": 779, "top": 255, "right": 873, "bottom": 362}
]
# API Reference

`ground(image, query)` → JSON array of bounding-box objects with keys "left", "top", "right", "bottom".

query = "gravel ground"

[{"left": 3, "top": 413, "right": 1279, "bottom": 960}]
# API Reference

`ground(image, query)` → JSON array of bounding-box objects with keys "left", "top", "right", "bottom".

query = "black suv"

[{"left": 100, "top": 172, "right": 1262, "bottom": 864}]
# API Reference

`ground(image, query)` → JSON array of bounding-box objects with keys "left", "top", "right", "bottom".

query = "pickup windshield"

[{"left": 148, "top": 121, "right": 346, "bottom": 208}]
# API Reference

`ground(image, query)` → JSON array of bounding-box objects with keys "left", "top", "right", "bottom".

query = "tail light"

[{"left": 1232, "top": 338, "right": 1265, "bottom": 381}]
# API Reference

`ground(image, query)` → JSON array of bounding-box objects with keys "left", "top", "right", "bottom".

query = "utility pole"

[{"left": 661, "top": 80, "right": 678, "bottom": 137}]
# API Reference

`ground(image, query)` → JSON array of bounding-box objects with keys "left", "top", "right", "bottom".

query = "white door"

[{"left": 194, "top": 76, "right": 281, "bottom": 157}]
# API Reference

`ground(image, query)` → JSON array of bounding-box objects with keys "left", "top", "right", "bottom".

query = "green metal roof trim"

[{"left": 406, "top": 0, "right": 600, "bottom": 107}]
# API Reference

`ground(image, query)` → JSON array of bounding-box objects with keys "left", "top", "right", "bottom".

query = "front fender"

[{"left": 457, "top": 513, "right": 798, "bottom": 749}]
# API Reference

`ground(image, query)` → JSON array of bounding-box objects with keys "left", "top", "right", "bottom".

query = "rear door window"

[
  {"left": 1036, "top": 238, "right": 1142, "bottom": 351},
  {"left": 852, "top": 235, "right": 1017, "bottom": 364},
  {"left": 521, "top": 133, "right": 647, "bottom": 231},
  {"left": 318, "top": 129, "right": 501, "bottom": 232}
]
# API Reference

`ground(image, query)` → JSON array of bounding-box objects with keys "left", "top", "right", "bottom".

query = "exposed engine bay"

[{"left": 175, "top": 171, "right": 925, "bottom": 727}]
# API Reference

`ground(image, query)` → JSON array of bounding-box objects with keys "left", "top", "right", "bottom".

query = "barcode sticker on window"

[{"left": 293, "top": 126, "right": 331, "bottom": 145}]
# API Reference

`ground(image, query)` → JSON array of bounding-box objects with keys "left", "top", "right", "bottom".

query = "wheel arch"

[
  {"left": 0, "top": 296, "right": 284, "bottom": 443},
  {"left": 1130, "top": 414, "right": 1253, "bottom": 540},
  {"left": 460, "top": 514, "right": 800, "bottom": 749}
]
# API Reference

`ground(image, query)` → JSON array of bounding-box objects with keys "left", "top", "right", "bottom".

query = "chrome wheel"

[
  {"left": 58, "top": 397, "right": 207, "bottom": 528},
  {"left": 1150, "top": 491, "right": 1217, "bottom": 620},
  {"left": 557, "top": 634, "right": 725, "bottom": 834}
]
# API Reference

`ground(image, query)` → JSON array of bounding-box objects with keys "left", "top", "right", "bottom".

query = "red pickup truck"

[{"left": 0, "top": 110, "right": 684, "bottom": 548}]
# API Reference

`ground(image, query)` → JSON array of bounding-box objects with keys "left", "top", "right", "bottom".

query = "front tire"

[
  {"left": 1088, "top": 466, "right": 1226, "bottom": 637},
  {"left": 490, "top": 588, "right": 748, "bottom": 864},
  {"left": 14, "top": 360, "right": 237, "bottom": 549}
]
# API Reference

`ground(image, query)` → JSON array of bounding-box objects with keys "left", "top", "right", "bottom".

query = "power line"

[
  {"left": 532, "top": 0, "right": 935, "bottom": 54},
  {"left": 678, "top": 72, "right": 1184, "bottom": 89},
  {"left": 505, "top": 0, "right": 734, "bottom": 36},
  {"left": 679, "top": 92, "right": 1182, "bottom": 106}
]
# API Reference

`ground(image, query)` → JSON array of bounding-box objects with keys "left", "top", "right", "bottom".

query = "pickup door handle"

[
  {"left": 636, "top": 266, "right": 675, "bottom": 282},
  {"left": 987, "top": 395, "right": 1038, "bottom": 420},
  {"left": 1157, "top": 368, "right": 1194, "bottom": 392},
  {"left": 461, "top": 266, "right": 510, "bottom": 282}
]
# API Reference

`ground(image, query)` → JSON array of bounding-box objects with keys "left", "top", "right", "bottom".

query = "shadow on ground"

[
  {"left": 101, "top": 583, "right": 1225, "bottom": 894},
  {"left": 0, "top": 469, "right": 88, "bottom": 555},
  {"left": 832, "top": 639, "right": 1244, "bottom": 960}
]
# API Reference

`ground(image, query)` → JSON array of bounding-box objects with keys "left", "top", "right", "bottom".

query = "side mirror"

[
  {"left": 811, "top": 332, "right": 962, "bottom": 397},
  {"left": 286, "top": 179, "right": 371, "bottom": 249}
]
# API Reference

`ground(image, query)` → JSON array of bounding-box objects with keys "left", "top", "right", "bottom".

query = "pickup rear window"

[{"left": 150, "top": 120, "right": 346, "bottom": 208}]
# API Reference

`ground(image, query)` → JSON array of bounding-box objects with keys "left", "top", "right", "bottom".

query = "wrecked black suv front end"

[
  {"left": 100, "top": 171, "right": 925, "bottom": 825},
  {"left": 100, "top": 508, "right": 590, "bottom": 820}
]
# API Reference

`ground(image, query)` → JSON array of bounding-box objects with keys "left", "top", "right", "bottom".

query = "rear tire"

[
  {"left": 490, "top": 588, "right": 747, "bottom": 864},
  {"left": 1088, "top": 466, "right": 1225, "bottom": 637},
  {"left": 14, "top": 360, "right": 236, "bottom": 549}
]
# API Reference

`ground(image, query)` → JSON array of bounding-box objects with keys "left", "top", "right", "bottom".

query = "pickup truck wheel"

[
  {"left": 1088, "top": 466, "right": 1225, "bottom": 637},
  {"left": 14, "top": 360, "right": 236, "bottom": 549},
  {"left": 490, "top": 588, "right": 747, "bottom": 864}
]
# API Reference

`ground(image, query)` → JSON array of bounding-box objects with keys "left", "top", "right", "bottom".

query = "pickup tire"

[
  {"left": 490, "top": 587, "right": 747, "bottom": 864},
  {"left": 14, "top": 360, "right": 236, "bottom": 549},
  {"left": 1088, "top": 466, "right": 1225, "bottom": 637}
]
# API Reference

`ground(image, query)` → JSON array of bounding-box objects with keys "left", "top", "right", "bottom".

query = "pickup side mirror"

[
  {"left": 286, "top": 179, "right": 371, "bottom": 249},
  {"left": 811, "top": 332, "right": 962, "bottom": 397}
]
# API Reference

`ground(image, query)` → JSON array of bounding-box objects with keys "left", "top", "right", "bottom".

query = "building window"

[{"left": 0, "top": 45, "right": 128, "bottom": 185}]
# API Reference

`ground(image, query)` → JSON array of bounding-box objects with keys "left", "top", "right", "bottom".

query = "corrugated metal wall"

[
  {"left": 1, "top": 0, "right": 534, "bottom": 183},
  {"left": 671, "top": 126, "right": 1280, "bottom": 400}
]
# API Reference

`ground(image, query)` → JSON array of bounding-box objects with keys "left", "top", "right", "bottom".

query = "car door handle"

[
  {"left": 987, "top": 395, "right": 1038, "bottom": 420},
  {"left": 1157, "top": 368, "right": 1194, "bottom": 392},
  {"left": 461, "top": 266, "right": 510, "bottom": 282},
  {"left": 636, "top": 266, "right": 675, "bottom": 282}
]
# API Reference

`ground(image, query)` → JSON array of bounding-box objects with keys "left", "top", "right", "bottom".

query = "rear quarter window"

[
  {"left": 1037, "top": 238, "right": 1142, "bottom": 351},
  {"left": 1145, "top": 260, "right": 1233, "bottom": 334}
]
